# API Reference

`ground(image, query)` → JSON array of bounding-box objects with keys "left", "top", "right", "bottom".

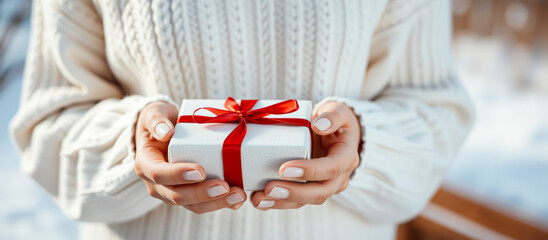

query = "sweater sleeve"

[
  {"left": 318, "top": 0, "right": 475, "bottom": 223},
  {"left": 9, "top": 0, "right": 169, "bottom": 222}
]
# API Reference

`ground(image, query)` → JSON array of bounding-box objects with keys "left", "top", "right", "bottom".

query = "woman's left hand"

[{"left": 250, "top": 101, "right": 362, "bottom": 210}]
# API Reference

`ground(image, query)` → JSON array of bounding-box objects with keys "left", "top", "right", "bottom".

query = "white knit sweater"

[{"left": 10, "top": 0, "right": 474, "bottom": 239}]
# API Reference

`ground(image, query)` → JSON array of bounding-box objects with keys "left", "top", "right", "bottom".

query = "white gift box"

[{"left": 168, "top": 99, "right": 312, "bottom": 191}]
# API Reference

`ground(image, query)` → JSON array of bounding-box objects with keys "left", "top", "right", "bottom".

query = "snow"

[
  {"left": 1, "top": 2, "right": 78, "bottom": 239},
  {"left": 446, "top": 36, "right": 548, "bottom": 226}
]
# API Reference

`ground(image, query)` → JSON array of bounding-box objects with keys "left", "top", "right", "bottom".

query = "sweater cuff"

[
  {"left": 78, "top": 95, "right": 177, "bottom": 222},
  {"left": 315, "top": 96, "right": 433, "bottom": 192}
]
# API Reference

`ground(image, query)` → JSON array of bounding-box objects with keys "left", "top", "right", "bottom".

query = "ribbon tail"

[{"left": 222, "top": 120, "right": 247, "bottom": 188}]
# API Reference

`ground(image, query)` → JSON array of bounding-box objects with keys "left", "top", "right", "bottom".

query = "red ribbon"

[{"left": 177, "top": 97, "right": 312, "bottom": 188}]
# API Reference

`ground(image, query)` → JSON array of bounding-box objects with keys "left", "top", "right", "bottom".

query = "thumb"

[
  {"left": 311, "top": 103, "right": 348, "bottom": 136},
  {"left": 142, "top": 101, "right": 179, "bottom": 142}
]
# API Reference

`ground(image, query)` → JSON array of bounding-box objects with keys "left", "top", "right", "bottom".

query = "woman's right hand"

[{"left": 134, "top": 101, "right": 247, "bottom": 214}]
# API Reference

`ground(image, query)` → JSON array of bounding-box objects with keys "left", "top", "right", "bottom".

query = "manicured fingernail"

[
  {"left": 183, "top": 170, "right": 204, "bottom": 181},
  {"left": 226, "top": 193, "right": 245, "bottom": 205},
  {"left": 314, "top": 118, "right": 331, "bottom": 131},
  {"left": 257, "top": 200, "right": 275, "bottom": 208},
  {"left": 155, "top": 122, "right": 171, "bottom": 139},
  {"left": 207, "top": 185, "right": 228, "bottom": 197},
  {"left": 267, "top": 187, "right": 289, "bottom": 199},
  {"left": 282, "top": 167, "right": 304, "bottom": 178}
]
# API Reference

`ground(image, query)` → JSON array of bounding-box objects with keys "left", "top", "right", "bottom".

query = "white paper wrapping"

[{"left": 168, "top": 99, "right": 312, "bottom": 191}]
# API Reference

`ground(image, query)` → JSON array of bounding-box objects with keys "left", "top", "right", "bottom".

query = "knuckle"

[
  {"left": 333, "top": 101, "right": 345, "bottom": 109},
  {"left": 190, "top": 206, "right": 206, "bottom": 214},
  {"left": 338, "top": 181, "right": 349, "bottom": 194},
  {"left": 335, "top": 102, "right": 351, "bottom": 115},
  {"left": 327, "top": 164, "right": 341, "bottom": 179},
  {"left": 141, "top": 142, "right": 158, "bottom": 151},
  {"left": 135, "top": 167, "right": 145, "bottom": 179},
  {"left": 162, "top": 199, "right": 175, "bottom": 206},
  {"left": 329, "top": 109, "right": 342, "bottom": 121},
  {"left": 171, "top": 193, "right": 185, "bottom": 205},
  {"left": 149, "top": 112, "right": 164, "bottom": 123},
  {"left": 351, "top": 154, "right": 360, "bottom": 170},
  {"left": 148, "top": 171, "right": 160, "bottom": 184},
  {"left": 147, "top": 187, "right": 159, "bottom": 198},
  {"left": 141, "top": 103, "right": 155, "bottom": 113},
  {"left": 185, "top": 205, "right": 197, "bottom": 213},
  {"left": 334, "top": 103, "right": 347, "bottom": 116},
  {"left": 308, "top": 169, "right": 319, "bottom": 180},
  {"left": 192, "top": 186, "right": 203, "bottom": 202},
  {"left": 313, "top": 192, "right": 331, "bottom": 205},
  {"left": 215, "top": 199, "right": 228, "bottom": 209}
]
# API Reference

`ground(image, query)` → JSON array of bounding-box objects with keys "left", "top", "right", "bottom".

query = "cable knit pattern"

[
  {"left": 256, "top": 0, "right": 274, "bottom": 98},
  {"left": 301, "top": 0, "right": 316, "bottom": 100},
  {"left": 274, "top": 0, "right": 286, "bottom": 99},
  {"left": 11, "top": 0, "right": 474, "bottom": 239},
  {"left": 312, "top": 0, "right": 331, "bottom": 102}
]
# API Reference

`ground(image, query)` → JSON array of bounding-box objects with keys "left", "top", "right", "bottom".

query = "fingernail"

[
  {"left": 314, "top": 118, "right": 331, "bottom": 131},
  {"left": 257, "top": 200, "right": 275, "bottom": 208},
  {"left": 207, "top": 185, "right": 228, "bottom": 197},
  {"left": 183, "top": 170, "right": 204, "bottom": 181},
  {"left": 226, "top": 193, "right": 245, "bottom": 205},
  {"left": 267, "top": 187, "right": 289, "bottom": 199},
  {"left": 155, "top": 122, "right": 171, "bottom": 139},
  {"left": 282, "top": 167, "right": 304, "bottom": 178}
]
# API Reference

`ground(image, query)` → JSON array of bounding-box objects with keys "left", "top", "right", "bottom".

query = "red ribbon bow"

[{"left": 177, "top": 97, "right": 312, "bottom": 188}]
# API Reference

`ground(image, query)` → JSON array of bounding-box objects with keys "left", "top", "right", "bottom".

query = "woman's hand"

[
  {"left": 134, "top": 101, "right": 247, "bottom": 213},
  {"left": 250, "top": 101, "right": 361, "bottom": 210}
]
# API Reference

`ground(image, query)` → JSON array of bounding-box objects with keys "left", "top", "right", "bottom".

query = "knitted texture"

[{"left": 10, "top": 0, "right": 475, "bottom": 239}]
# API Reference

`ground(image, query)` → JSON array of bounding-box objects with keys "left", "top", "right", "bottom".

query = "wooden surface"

[
  {"left": 398, "top": 216, "right": 471, "bottom": 240},
  {"left": 397, "top": 187, "right": 548, "bottom": 240}
]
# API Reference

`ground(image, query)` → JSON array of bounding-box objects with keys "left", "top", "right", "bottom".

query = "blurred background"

[{"left": 1, "top": 0, "right": 547, "bottom": 239}]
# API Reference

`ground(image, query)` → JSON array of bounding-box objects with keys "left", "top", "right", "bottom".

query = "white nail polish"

[
  {"left": 314, "top": 118, "right": 331, "bottom": 131},
  {"left": 155, "top": 122, "right": 171, "bottom": 139},
  {"left": 267, "top": 187, "right": 289, "bottom": 199},
  {"left": 183, "top": 170, "right": 204, "bottom": 181},
  {"left": 226, "top": 193, "right": 245, "bottom": 205},
  {"left": 207, "top": 185, "right": 228, "bottom": 197},
  {"left": 282, "top": 167, "right": 304, "bottom": 178},
  {"left": 257, "top": 200, "right": 275, "bottom": 208}
]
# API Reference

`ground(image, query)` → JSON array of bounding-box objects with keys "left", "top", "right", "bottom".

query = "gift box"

[{"left": 168, "top": 98, "right": 312, "bottom": 191}]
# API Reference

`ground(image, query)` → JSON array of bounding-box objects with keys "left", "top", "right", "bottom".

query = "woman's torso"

[{"left": 85, "top": 0, "right": 395, "bottom": 239}]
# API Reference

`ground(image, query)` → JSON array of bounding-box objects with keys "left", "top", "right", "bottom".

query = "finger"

[
  {"left": 262, "top": 178, "right": 343, "bottom": 205},
  {"left": 317, "top": 122, "right": 361, "bottom": 151},
  {"left": 312, "top": 102, "right": 351, "bottom": 136},
  {"left": 136, "top": 144, "right": 206, "bottom": 185},
  {"left": 229, "top": 202, "right": 245, "bottom": 210},
  {"left": 143, "top": 181, "right": 176, "bottom": 206},
  {"left": 141, "top": 101, "right": 179, "bottom": 142},
  {"left": 184, "top": 187, "right": 246, "bottom": 214},
  {"left": 250, "top": 191, "right": 304, "bottom": 210},
  {"left": 279, "top": 142, "right": 359, "bottom": 181},
  {"left": 224, "top": 187, "right": 247, "bottom": 206},
  {"left": 156, "top": 179, "right": 231, "bottom": 205},
  {"left": 335, "top": 178, "right": 350, "bottom": 194}
]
